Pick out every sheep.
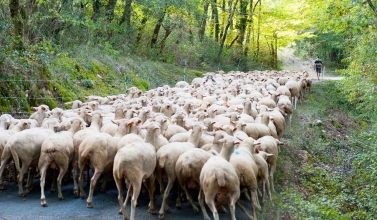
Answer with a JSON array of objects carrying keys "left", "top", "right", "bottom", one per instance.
[
  {"left": 143, "top": 122, "right": 169, "bottom": 151},
  {"left": 38, "top": 118, "right": 86, "bottom": 206},
  {"left": 41, "top": 118, "right": 61, "bottom": 132},
  {"left": 113, "top": 141, "right": 157, "bottom": 220},
  {"left": 277, "top": 94, "right": 293, "bottom": 128},
  {"left": 0, "top": 114, "right": 14, "bottom": 131},
  {"left": 29, "top": 104, "right": 50, "bottom": 126},
  {"left": 200, "top": 130, "right": 228, "bottom": 152},
  {"left": 71, "top": 110, "right": 104, "bottom": 197},
  {"left": 285, "top": 80, "right": 301, "bottom": 109},
  {"left": 156, "top": 123, "right": 205, "bottom": 219},
  {"left": 64, "top": 100, "right": 83, "bottom": 109},
  {"left": 254, "top": 135, "right": 283, "bottom": 192},
  {"left": 199, "top": 135, "right": 240, "bottom": 220},
  {"left": 0, "top": 128, "right": 54, "bottom": 195},
  {"left": 234, "top": 114, "right": 271, "bottom": 140},
  {"left": 175, "top": 148, "right": 216, "bottom": 214},
  {"left": 229, "top": 137, "right": 259, "bottom": 219},
  {"left": 77, "top": 118, "right": 131, "bottom": 207}
]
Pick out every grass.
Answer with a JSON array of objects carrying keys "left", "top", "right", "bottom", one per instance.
[{"left": 257, "top": 81, "right": 377, "bottom": 219}]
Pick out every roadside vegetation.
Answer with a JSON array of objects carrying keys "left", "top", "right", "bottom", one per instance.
[{"left": 259, "top": 81, "right": 377, "bottom": 219}]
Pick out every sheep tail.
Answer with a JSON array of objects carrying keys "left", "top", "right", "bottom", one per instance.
[
  {"left": 158, "top": 155, "right": 167, "bottom": 169},
  {"left": 10, "top": 142, "right": 21, "bottom": 174},
  {"left": 215, "top": 169, "right": 226, "bottom": 187}
]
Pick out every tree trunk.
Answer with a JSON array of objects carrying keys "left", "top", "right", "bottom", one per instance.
[
  {"left": 105, "top": 0, "right": 117, "bottom": 23},
  {"left": 9, "top": 0, "right": 24, "bottom": 49},
  {"left": 211, "top": 0, "right": 219, "bottom": 42},
  {"left": 92, "top": 0, "right": 101, "bottom": 22},
  {"left": 150, "top": 10, "right": 166, "bottom": 48},
  {"left": 198, "top": 0, "right": 210, "bottom": 42},
  {"left": 218, "top": 0, "right": 239, "bottom": 58},
  {"left": 159, "top": 27, "right": 173, "bottom": 54},
  {"left": 237, "top": 0, "right": 248, "bottom": 49},
  {"left": 366, "top": 0, "right": 377, "bottom": 18},
  {"left": 120, "top": 0, "right": 133, "bottom": 28},
  {"left": 255, "top": 0, "right": 261, "bottom": 58},
  {"left": 136, "top": 16, "right": 148, "bottom": 44}
]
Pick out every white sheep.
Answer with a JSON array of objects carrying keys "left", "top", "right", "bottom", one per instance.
[
  {"left": 38, "top": 118, "right": 86, "bottom": 206},
  {"left": 199, "top": 135, "right": 240, "bottom": 220}
]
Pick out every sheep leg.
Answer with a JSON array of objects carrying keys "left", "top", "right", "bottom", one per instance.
[
  {"left": 57, "top": 164, "right": 68, "bottom": 200},
  {"left": 130, "top": 180, "right": 142, "bottom": 220},
  {"left": 252, "top": 191, "right": 261, "bottom": 210},
  {"left": 250, "top": 191, "right": 257, "bottom": 220},
  {"left": 155, "top": 166, "right": 164, "bottom": 195},
  {"left": 236, "top": 200, "right": 253, "bottom": 220},
  {"left": 114, "top": 176, "right": 129, "bottom": 220},
  {"left": 0, "top": 154, "right": 12, "bottom": 189},
  {"left": 198, "top": 189, "right": 211, "bottom": 220},
  {"left": 205, "top": 194, "right": 219, "bottom": 220},
  {"left": 270, "top": 164, "right": 276, "bottom": 193},
  {"left": 51, "top": 169, "right": 57, "bottom": 192},
  {"left": 229, "top": 197, "right": 237, "bottom": 220},
  {"left": 100, "top": 172, "right": 110, "bottom": 192},
  {"left": 122, "top": 183, "right": 133, "bottom": 214},
  {"left": 158, "top": 176, "right": 176, "bottom": 219},
  {"left": 87, "top": 169, "right": 102, "bottom": 208},
  {"left": 265, "top": 177, "right": 271, "bottom": 201},
  {"left": 17, "top": 163, "right": 31, "bottom": 197},
  {"left": 176, "top": 185, "right": 183, "bottom": 209},
  {"left": 26, "top": 167, "right": 36, "bottom": 193},
  {"left": 39, "top": 159, "right": 49, "bottom": 207},
  {"left": 72, "top": 161, "right": 79, "bottom": 197},
  {"left": 78, "top": 162, "right": 87, "bottom": 198},
  {"left": 182, "top": 184, "right": 199, "bottom": 213},
  {"left": 145, "top": 174, "right": 156, "bottom": 214}
]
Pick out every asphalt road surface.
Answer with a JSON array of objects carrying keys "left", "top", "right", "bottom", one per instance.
[{"left": 0, "top": 176, "right": 252, "bottom": 220}]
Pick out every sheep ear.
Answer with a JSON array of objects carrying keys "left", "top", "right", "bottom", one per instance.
[
  {"left": 254, "top": 147, "right": 259, "bottom": 153},
  {"left": 218, "top": 138, "right": 225, "bottom": 143},
  {"left": 232, "top": 127, "right": 237, "bottom": 132},
  {"left": 277, "top": 140, "right": 284, "bottom": 145},
  {"left": 267, "top": 153, "right": 274, "bottom": 157},
  {"left": 111, "top": 120, "right": 119, "bottom": 125},
  {"left": 254, "top": 141, "right": 261, "bottom": 145},
  {"left": 31, "top": 106, "right": 37, "bottom": 111},
  {"left": 23, "top": 121, "right": 28, "bottom": 126},
  {"left": 234, "top": 140, "right": 241, "bottom": 145}
]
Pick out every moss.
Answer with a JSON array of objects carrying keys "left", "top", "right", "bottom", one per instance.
[
  {"left": 188, "top": 69, "right": 204, "bottom": 77},
  {"left": 54, "top": 83, "right": 77, "bottom": 102},
  {"left": 133, "top": 77, "right": 150, "bottom": 92}
]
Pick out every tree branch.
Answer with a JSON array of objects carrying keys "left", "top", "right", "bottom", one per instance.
[{"left": 366, "top": 0, "right": 377, "bottom": 17}]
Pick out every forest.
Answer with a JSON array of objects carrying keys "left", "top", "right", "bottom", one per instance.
[{"left": 1, "top": 0, "right": 377, "bottom": 219}]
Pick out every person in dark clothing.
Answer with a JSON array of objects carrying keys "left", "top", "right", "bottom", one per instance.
[{"left": 314, "top": 56, "right": 324, "bottom": 80}]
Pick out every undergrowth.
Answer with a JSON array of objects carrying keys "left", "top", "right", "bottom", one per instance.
[{"left": 258, "top": 81, "right": 377, "bottom": 220}]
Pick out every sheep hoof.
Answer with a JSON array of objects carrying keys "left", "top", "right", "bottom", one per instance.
[
  {"left": 193, "top": 207, "right": 199, "bottom": 213},
  {"left": 19, "top": 192, "right": 25, "bottom": 197},
  {"left": 148, "top": 208, "right": 156, "bottom": 214},
  {"left": 87, "top": 202, "right": 93, "bottom": 208},
  {"left": 176, "top": 204, "right": 181, "bottom": 209},
  {"left": 73, "top": 189, "right": 79, "bottom": 198},
  {"left": 0, "top": 185, "right": 4, "bottom": 190},
  {"left": 119, "top": 209, "right": 122, "bottom": 214},
  {"left": 158, "top": 213, "right": 165, "bottom": 219},
  {"left": 100, "top": 187, "right": 106, "bottom": 192},
  {"left": 59, "top": 195, "right": 65, "bottom": 200},
  {"left": 80, "top": 193, "right": 87, "bottom": 199},
  {"left": 51, "top": 187, "right": 56, "bottom": 192},
  {"left": 41, "top": 199, "right": 48, "bottom": 207}
]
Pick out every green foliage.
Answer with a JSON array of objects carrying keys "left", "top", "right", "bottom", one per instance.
[
  {"left": 81, "top": 79, "right": 94, "bottom": 88},
  {"left": 260, "top": 81, "right": 377, "bottom": 220}
]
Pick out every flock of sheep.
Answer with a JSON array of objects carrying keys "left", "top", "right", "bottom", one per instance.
[{"left": 0, "top": 70, "right": 312, "bottom": 220}]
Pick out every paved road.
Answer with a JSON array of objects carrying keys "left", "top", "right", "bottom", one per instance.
[{"left": 0, "top": 177, "right": 252, "bottom": 220}]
